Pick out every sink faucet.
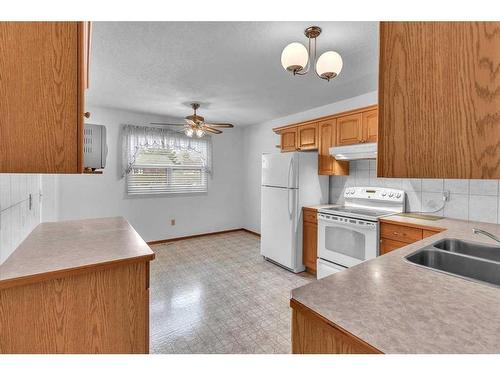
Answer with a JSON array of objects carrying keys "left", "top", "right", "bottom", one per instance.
[{"left": 473, "top": 228, "right": 500, "bottom": 244}]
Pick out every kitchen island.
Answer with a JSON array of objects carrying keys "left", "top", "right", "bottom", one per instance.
[
  {"left": 291, "top": 215, "right": 500, "bottom": 353},
  {"left": 0, "top": 217, "right": 154, "bottom": 354}
]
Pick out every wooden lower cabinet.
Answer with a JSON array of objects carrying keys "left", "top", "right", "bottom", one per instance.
[
  {"left": 302, "top": 208, "right": 318, "bottom": 273},
  {"left": 0, "top": 261, "right": 150, "bottom": 354},
  {"left": 379, "top": 220, "right": 444, "bottom": 255},
  {"left": 291, "top": 299, "right": 382, "bottom": 354}
]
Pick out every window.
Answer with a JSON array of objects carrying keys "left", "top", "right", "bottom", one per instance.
[{"left": 122, "top": 125, "right": 212, "bottom": 196}]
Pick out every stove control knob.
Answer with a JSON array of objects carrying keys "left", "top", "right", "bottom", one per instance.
[
  {"left": 396, "top": 193, "right": 401, "bottom": 198},
  {"left": 389, "top": 192, "right": 394, "bottom": 197},
  {"left": 381, "top": 191, "right": 387, "bottom": 197}
]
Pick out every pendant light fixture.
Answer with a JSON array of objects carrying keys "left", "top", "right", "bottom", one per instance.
[{"left": 281, "top": 26, "right": 343, "bottom": 82}]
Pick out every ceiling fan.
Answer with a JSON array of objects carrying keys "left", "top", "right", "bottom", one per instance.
[{"left": 151, "top": 103, "right": 234, "bottom": 138}]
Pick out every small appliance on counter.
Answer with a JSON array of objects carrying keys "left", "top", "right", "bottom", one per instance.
[
  {"left": 317, "top": 187, "right": 405, "bottom": 279},
  {"left": 83, "top": 123, "right": 108, "bottom": 172},
  {"left": 260, "top": 152, "right": 329, "bottom": 273}
]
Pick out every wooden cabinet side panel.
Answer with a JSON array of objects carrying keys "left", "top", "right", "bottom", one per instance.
[
  {"left": 379, "top": 22, "right": 500, "bottom": 179},
  {"left": 0, "top": 262, "right": 149, "bottom": 354},
  {"left": 291, "top": 301, "right": 381, "bottom": 354},
  {"left": 302, "top": 221, "right": 317, "bottom": 272},
  {"left": 0, "top": 22, "right": 81, "bottom": 173}
]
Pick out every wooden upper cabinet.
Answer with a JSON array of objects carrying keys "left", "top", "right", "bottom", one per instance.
[
  {"left": 280, "top": 127, "right": 298, "bottom": 152},
  {"left": 297, "top": 123, "right": 318, "bottom": 150},
  {"left": 378, "top": 22, "right": 500, "bottom": 179},
  {"left": 318, "top": 119, "right": 349, "bottom": 176},
  {"left": 336, "top": 113, "right": 363, "bottom": 145},
  {"left": 362, "top": 109, "right": 378, "bottom": 143},
  {"left": 0, "top": 22, "right": 90, "bottom": 173}
]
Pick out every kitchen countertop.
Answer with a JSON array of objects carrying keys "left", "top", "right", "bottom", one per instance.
[
  {"left": 291, "top": 214, "right": 500, "bottom": 353},
  {"left": 0, "top": 217, "right": 154, "bottom": 289},
  {"left": 303, "top": 204, "right": 339, "bottom": 211}
]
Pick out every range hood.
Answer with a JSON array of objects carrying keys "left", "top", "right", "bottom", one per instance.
[{"left": 329, "top": 142, "right": 377, "bottom": 161}]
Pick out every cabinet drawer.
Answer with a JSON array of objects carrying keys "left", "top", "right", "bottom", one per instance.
[
  {"left": 380, "top": 222, "right": 422, "bottom": 244},
  {"left": 380, "top": 238, "right": 408, "bottom": 255},
  {"left": 303, "top": 208, "right": 317, "bottom": 224}
]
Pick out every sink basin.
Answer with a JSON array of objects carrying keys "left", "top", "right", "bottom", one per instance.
[
  {"left": 405, "top": 248, "right": 500, "bottom": 287},
  {"left": 433, "top": 239, "right": 500, "bottom": 262}
]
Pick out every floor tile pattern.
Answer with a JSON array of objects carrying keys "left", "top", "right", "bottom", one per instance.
[{"left": 150, "top": 231, "right": 313, "bottom": 354}]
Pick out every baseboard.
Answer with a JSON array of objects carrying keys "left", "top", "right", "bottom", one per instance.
[
  {"left": 147, "top": 228, "right": 259, "bottom": 245},
  {"left": 240, "top": 228, "right": 261, "bottom": 237}
]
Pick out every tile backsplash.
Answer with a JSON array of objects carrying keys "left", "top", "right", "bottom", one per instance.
[
  {"left": 330, "top": 160, "right": 500, "bottom": 224},
  {"left": 0, "top": 174, "right": 41, "bottom": 264}
]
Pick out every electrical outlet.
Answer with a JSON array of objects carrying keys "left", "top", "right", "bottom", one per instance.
[
  {"left": 171, "top": 219, "right": 176, "bottom": 226},
  {"left": 443, "top": 190, "right": 450, "bottom": 202}
]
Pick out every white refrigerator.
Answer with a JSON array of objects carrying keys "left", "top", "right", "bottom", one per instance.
[{"left": 260, "top": 152, "right": 328, "bottom": 273}]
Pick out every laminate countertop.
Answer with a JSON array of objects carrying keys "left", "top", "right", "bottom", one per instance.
[
  {"left": 291, "top": 214, "right": 500, "bottom": 353},
  {"left": 0, "top": 217, "right": 154, "bottom": 289}
]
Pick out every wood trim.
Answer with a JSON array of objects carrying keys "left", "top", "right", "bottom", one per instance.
[
  {"left": 290, "top": 298, "right": 383, "bottom": 354},
  {"left": 272, "top": 104, "right": 378, "bottom": 133},
  {"left": 76, "top": 22, "right": 85, "bottom": 173},
  {"left": 241, "top": 228, "right": 261, "bottom": 237},
  {"left": 379, "top": 217, "right": 446, "bottom": 233},
  {"left": 147, "top": 228, "right": 256, "bottom": 245},
  {"left": 0, "top": 254, "right": 155, "bottom": 291}
]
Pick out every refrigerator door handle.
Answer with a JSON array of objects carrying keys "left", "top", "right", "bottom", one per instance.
[{"left": 287, "top": 158, "right": 293, "bottom": 218}]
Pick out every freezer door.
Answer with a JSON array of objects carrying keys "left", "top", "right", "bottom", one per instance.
[
  {"left": 260, "top": 186, "right": 298, "bottom": 270},
  {"left": 261, "top": 153, "right": 298, "bottom": 188}
]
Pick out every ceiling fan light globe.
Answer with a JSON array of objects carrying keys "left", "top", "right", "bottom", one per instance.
[
  {"left": 185, "top": 128, "right": 194, "bottom": 137},
  {"left": 316, "top": 51, "right": 343, "bottom": 81},
  {"left": 195, "top": 129, "right": 205, "bottom": 138},
  {"left": 281, "top": 42, "right": 308, "bottom": 73}
]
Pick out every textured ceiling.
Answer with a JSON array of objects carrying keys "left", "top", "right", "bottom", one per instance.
[{"left": 86, "top": 22, "right": 379, "bottom": 126}]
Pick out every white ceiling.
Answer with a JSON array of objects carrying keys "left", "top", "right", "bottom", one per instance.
[{"left": 87, "top": 22, "right": 379, "bottom": 126}]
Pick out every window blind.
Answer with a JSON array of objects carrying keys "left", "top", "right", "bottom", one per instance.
[{"left": 127, "top": 147, "right": 208, "bottom": 195}]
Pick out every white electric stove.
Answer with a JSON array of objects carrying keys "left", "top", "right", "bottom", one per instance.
[{"left": 316, "top": 187, "right": 405, "bottom": 279}]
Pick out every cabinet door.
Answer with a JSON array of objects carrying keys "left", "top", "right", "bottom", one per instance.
[
  {"left": 379, "top": 22, "right": 500, "bottom": 179},
  {"left": 318, "top": 119, "right": 349, "bottom": 176},
  {"left": 280, "top": 128, "right": 298, "bottom": 152},
  {"left": 298, "top": 123, "right": 318, "bottom": 150},
  {"left": 0, "top": 22, "right": 86, "bottom": 173},
  {"left": 318, "top": 120, "right": 335, "bottom": 174},
  {"left": 362, "top": 109, "right": 378, "bottom": 143},
  {"left": 303, "top": 221, "right": 318, "bottom": 272},
  {"left": 380, "top": 238, "right": 407, "bottom": 255},
  {"left": 336, "top": 113, "right": 363, "bottom": 146}
]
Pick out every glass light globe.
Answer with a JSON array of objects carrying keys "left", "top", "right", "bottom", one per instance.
[
  {"left": 195, "top": 129, "right": 205, "bottom": 138},
  {"left": 281, "top": 42, "right": 308, "bottom": 73},
  {"left": 316, "top": 51, "right": 343, "bottom": 81},
  {"left": 184, "top": 127, "right": 194, "bottom": 137}
]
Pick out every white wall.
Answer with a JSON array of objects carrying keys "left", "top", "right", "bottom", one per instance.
[
  {"left": 331, "top": 160, "right": 500, "bottom": 224},
  {"left": 56, "top": 106, "right": 244, "bottom": 242},
  {"left": 241, "top": 91, "right": 378, "bottom": 233},
  {"left": 0, "top": 174, "right": 57, "bottom": 264}
]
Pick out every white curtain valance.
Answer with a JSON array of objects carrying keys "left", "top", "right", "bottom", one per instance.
[{"left": 121, "top": 124, "right": 213, "bottom": 176}]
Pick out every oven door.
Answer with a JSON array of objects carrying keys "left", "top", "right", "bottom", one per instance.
[{"left": 318, "top": 213, "right": 378, "bottom": 267}]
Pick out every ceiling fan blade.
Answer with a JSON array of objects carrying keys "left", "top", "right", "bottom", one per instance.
[
  {"left": 150, "top": 122, "right": 185, "bottom": 126},
  {"left": 203, "top": 127, "right": 222, "bottom": 134},
  {"left": 205, "top": 123, "right": 234, "bottom": 128}
]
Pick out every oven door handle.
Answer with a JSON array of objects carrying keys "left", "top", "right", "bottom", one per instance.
[{"left": 319, "top": 218, "right": 377, "bottom": 231}]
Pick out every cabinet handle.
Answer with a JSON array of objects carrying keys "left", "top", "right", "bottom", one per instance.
[{"left": 84, "top": 112, "right": 91, "bottom": 119}]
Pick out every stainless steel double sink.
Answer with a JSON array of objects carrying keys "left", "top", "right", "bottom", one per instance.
[{"left": 405, "top": 239, "right": 500, "bottom": 287}]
